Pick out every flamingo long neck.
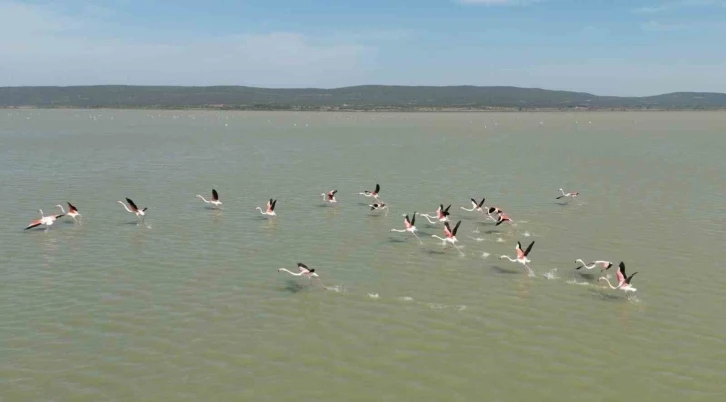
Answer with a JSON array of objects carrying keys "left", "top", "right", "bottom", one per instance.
[
  {"left": 576, "top": 259, "right": 595, "bottom": 269},
  {"left": 599, "top": 277, "right": 619, "bottom": 289},
  {"left": 57, "top": 205, "right": 66, "bottom": 214},
  {"left": 39, "top": 209, "right": 45, "bottom": 218},
  {"left": 280, "top": 268, "right": 302, "bottom": 276},
  {"left": 560, "top": 189, "right": 567, "bottom": 195},
  {"left": 501, "top": 256, "right": 516, "bottom": 262},
  {"left": 432, "top": 235, "right": 446, "bottom": 241},
  {"left": 197, "top": 195, "right": 209, "bottom": 203},
  {"left": 119, "top": 203, "right": 134, "bottom": 213}
]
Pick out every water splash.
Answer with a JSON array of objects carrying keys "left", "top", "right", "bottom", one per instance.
[
  {"left": 543, "top": 268, "right": 558, "bottom": 280},
  {"left": 496, "top": 237, "right": 505, "bottom": 243},
  {"left": 368, "top": 293, "right": 380, "bottom": 299},
  {"left": 481, "top": 252, "right": 490, "bottom": 258}
]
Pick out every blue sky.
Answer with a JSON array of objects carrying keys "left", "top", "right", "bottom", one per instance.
[{"left": 1, "top": 0, "right": 725, "bottom": 95}]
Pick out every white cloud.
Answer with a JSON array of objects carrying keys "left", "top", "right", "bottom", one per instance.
[{"left": 0, "top": 0, "right": 379, "bottom": 87}]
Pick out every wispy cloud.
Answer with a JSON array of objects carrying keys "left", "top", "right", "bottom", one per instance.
[
  {"left": 0, "top": 0, "right": 383, "bottom": 87},
  {"left": 633, "top": 0, "right": 726, "bottom": 13}
]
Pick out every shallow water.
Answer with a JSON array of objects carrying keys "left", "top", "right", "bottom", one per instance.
[{"left": 1, "top": 110, "right": 725, "bottom": 401}]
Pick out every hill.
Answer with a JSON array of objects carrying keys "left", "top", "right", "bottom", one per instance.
[{"left": 1, "top": 85, "right": 725, "bottom": 110}]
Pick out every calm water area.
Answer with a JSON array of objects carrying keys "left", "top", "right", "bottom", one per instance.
[{"left": 1, "top": 109, "right": 725, "bottom": 401}]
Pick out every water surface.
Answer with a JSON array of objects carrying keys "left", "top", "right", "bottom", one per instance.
[{"left": 1, "top": 110, "right": 725, "bottom": 401}]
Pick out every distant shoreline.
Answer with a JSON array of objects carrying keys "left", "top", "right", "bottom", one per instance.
[
  {"left": 3, "top": 85, "right": 726, "bottom": 111},
  {"left": 3, "top": 105, "right": 725, "bottom": 112}
]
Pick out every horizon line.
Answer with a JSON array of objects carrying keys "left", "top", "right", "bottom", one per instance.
[{"left": 2, "top": 84, "right": 726, "bottom": 99}]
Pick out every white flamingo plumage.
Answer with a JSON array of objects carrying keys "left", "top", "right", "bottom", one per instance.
[
  {"left": 431, "top": 220, "right": 464, "bottom": 255},
  {"left": 24, "top": 209, "right": 65, "bottom": 231},
  {"left": 500, "top": 241, "right": 535, "bottom": 275},
  {"left": 117, "top": 198, "right": 147, "bottom": 224},
  {"left": 461, "top": 197, "right": 486, "bottom": 213},
  {"left": 322, "top": 189, "right": 338, "bottom": 204},
  {"left": 278, "top": 263, "right": 323, "bottom": 287},
  {"left": 256, "top": 199, "right": 277, "bottom": 216},
  {"left": 390, "top": 212, "right": 422, "bottom": 244},
  {"left": 197, "top": 189, "right": 222, "bottom": 208},
  {"left": 358, "top": 183, "right": 380, "bottom": 199},
  {"left": 421, "top": 204, "right": 451, "bottom": 224},
  {"left": 56, "top": 202, "right": 82, "bottom": 223},
  {"left": 575, "top": 259, "right": 612, "bottom": 271},
  {"left": 557, "top": 188, "right": 579, "bottom": 200},
  {"left": 599, "top": 262, "right": 638, "bottom": 297}
]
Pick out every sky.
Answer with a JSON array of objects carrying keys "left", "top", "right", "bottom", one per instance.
[{"left": 1, "top": 0, "right": 725, "bottom": 96}]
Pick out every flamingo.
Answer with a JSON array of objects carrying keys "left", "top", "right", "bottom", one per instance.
[
  {"left": 487, "top": 206, "right": 504, "bottom": 222},
  {"left": 599, "top": 262, "right": 638, "bottom": 297},
  {"left": 278, "top": 263, "right": 323, "bottom": 287},
  {"left": 24, "top": 209, "right": 65, "bottom": 231},
  {"left": 56, "top": 202, "right": 82, "bottom": 223},
  {"left": 358, "top": 183, "right": 380, "bottom": 199},
  {"left": 461, "top": 197, "right": 486, "bottom": 213},
  {"left": 495, "top": 212, "right": 513, "bottom": 226},
  {"left": 431, "top": 220, "right": 464, "bottom": 255},
  {"left": 390, "top": 212, "right": 422, "bottom": 244},
  {"left": 322, "top": 189, "right": 337, "bottom": 204},
  {"left": 256, "top": 199, "right": 277, "bottom": 216},
  {"left": 369, "top": 202, "right": 389, "bottom": 215},
  {"left": 116, "top": 198, "right": 147, "bottom": 223},
  {"left": 557, "top": 188, "right": 579, "bottom": 200},
  {"left": 575, "top": 259, "right": 613, "bottom": 271},
  {"left": 196, "top": 189, "right": 222, "bottom": 208},
  {"left": 500, "top": 241, "right": 535, "bottom": 275},
  {"left": 421, "top": 204, "right": 451, "bottom": 224}
]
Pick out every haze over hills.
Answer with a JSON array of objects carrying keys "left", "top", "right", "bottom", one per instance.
[{"left": 1, "top": 85, "right": 725, "bottom": 110}]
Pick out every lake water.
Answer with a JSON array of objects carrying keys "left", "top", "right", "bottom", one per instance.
[{"left": 1, "top": 109, "right": 725, "bottom": 401}]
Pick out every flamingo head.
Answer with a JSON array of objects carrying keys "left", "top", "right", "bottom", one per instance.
[
  {"left": 116, "top": 200, "right": 124, "bottom": 204},
  {"left": 55, "top": 204, "right": 63, "bottom": 209}
]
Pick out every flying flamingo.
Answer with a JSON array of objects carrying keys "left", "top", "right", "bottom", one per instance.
[
  {"left": 487, "top": 206, "right": 504, "bottom": 222},
  {"left": 278, "top": 263, "right": 323, "bottom": 287},
  {"left": 369, "top": 202, "right": 389, "bottom": 215},
  {"left": 56, "top": 202, "right": 82, "bottom": 223},
  {"left": 390, "top": 212, "right": 422, "bottom": 244},
  {"left": 24, "top": 209, "right": 65, "bottom": 231},
  {"left": 500, "top": 241, "right": 535, "bottom": 275},
  {"left": 421, "top": 204, "right": 451, "bottom": 224},
  {"left": 575, "top": 259, "right": 613, "bottom": 271},
  {"left": 196, "top": 189, "right": 222, "bottom": 208},
  {"left": 557, "top": 188, "right": 579, "bottom": 200},
  {"left": 322, "top": 189, "right": 338, "bottom": 204},
  {"left": 431, "top": 220, "right": 464, "bottom": 255},
  {"left": 116, "top": 198, "right": 147, "bottom": 224},
  {"left": 599, "top": 262, "right": 638, "bottom": 297},
  {"left": 358, "top": 183, "right": 380, "bottom": 199},
  {"left": 495, "top": 212, "right": 513, "bottom": 226},
  {"left": 256, "top": 199, "right": 277, "bottom": 216},
  {"left": 461, "top": 197, "right": 486, "bottom": 213}
]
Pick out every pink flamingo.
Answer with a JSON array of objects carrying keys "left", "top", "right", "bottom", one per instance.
[
  {"left": 431, "top": 220, "right": 464, "bottom": 255},
  {"left": 575, "top": 259, "right": 612, "bottom": 271},
  {"left": 256, "top": 199, "right": 277, "bottom": 216},
  {"left": 278, "top": 263, "right": 323, "bottom": 287},
  {"left": 599, "top": 262, "right": 638, "bottom": 297},
  {"left": 390, "top": 212, "right": 422, "bottom": 244},
  {"left": 321, "top": 189, "right": 338, "bottom": 204},
  {"left": 557, "top": 188, "right": 579, "bottom": 200},
  {"left": 421, "top": 204, "right": 451, "bottom": 224},
  {"left": 25, "top": 209, "right": 65, "bottom": 231},
  {"left": 500, "top": 241, "right": 535, "bottom": 275},
  {"left": 56, "top": 202, "right": 82, "bottom": 223}
]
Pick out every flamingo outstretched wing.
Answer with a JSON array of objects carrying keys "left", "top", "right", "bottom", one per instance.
[
  {"left": 515, "top": 242, "right": 524, "bottom": 259},
  {"left": 523, "top": 241, "right": 535, "bottom": 257},
  {"left": 125, "top": 198, "right": 139, "bottom": 212},
  {"left": 212, "top": 189, "right": 219, "bottom": 201}
]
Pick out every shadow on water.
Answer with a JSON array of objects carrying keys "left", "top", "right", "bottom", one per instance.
[
  {"left": 387, "top": 237, "right": 407, "bottom": 243},
  {"left": 554, "top": 202, "right": 569, "bottom": 206},
  {"left": 491, "top": 265, "right": 521, "bottom": 275},
  {"left": 484, "top": 230, "right": 501, "bottom": 234},
  {"left": 279, "top": 280, "right": 312, "bottom": 294},
  {"left": 425, "top": 249, "right": 446, "bottom": 255}
]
